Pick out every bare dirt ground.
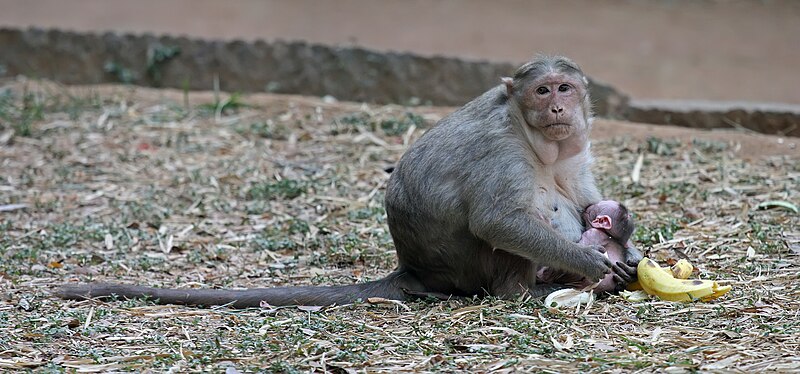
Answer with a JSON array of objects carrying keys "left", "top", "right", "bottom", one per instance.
[
  {"left": 1, "top": 0, "right": 799, "bottom": 105},
  {"left": 0, "top": 80, "right": 798, "bottom": 372}
]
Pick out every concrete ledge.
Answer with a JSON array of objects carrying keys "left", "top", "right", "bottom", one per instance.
[
  {"left": 1, "top": 27, "right": 797, "bottom": 136},
  {"left": 626, "top": 100, "right": 800, "bottom": 137},
  {"left": 0, "top": 27, "right": 628, "bottom": 117}
]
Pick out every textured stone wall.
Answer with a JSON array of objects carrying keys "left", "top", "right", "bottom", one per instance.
[
  {"left": 1, "top": 28, "right": 797, "bottom": 136},
  {"left": 0, "top": 28, "right": 627, "bottom": 116}
]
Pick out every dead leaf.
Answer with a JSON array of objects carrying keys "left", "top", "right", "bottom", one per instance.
[
  {"left": 65, "top": 318, "right": 81, "bottom": 329},
  {"left": 701, "top": 355, "right": 741, "bottom": 370},
  {"left": 225, "top": 367, "right": 243, "bottom": 374},
  {"left": 104, "top": 233, "right": 114, "bottom": 250},
  {"left": 367, "top": 297, "right": 411, "bottom": 311},
  {"left": 0, "top": 204, "right": 28, "bottom": 212},
  {"left": 297, "top": 305, "right": 323, "bottom": 312},
  {"left": 593, "top": 342, "right": 617, "bottom": 352},
  {"left": 756, "top": 200, "right": 798, "bottom": 213},
  {"left": 551, "top": 335, "right": 574, "bottom": 351}
]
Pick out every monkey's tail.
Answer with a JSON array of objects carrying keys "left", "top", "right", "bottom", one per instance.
[{"left": 55, "top": 269, "right": 424, "bottom": 308}]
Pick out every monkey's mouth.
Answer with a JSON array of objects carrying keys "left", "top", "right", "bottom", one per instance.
[{"left": 541, "top": 123, "right": 573, "bottom": 140}]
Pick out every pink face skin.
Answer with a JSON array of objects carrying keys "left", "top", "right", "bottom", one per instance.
[
  {"left": 505, "top": 71, "right": 591, "bottom": 166},
  {"left": 520, "top": 73, "right": 588, "bottom": 141}
]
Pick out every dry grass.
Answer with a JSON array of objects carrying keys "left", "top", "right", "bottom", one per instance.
[{"left": 0, "top": 78, "right": 798, "bottom": 373}]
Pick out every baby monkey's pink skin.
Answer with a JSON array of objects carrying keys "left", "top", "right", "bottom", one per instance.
[
  {"left": 579, "top": 223, "right": 626, "bottom": 292},
  {"left": 538, "top": 200, "right": 635, "bottom": 293}
]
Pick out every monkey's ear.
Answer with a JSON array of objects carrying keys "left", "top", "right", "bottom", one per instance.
[
  {"left": 582, "top": 76, "right": 589, "bottom": 86},
  {"left": 590, "top": 215, "right": 613, "bottom": 230},
  {"left": 501, "top": 77, "right": 514, "bottom": 94}
]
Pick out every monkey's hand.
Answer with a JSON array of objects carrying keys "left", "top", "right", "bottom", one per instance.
[
  {"left": 570, "top": 244, "right": 613, "bottom": 283},
  {"left": 624, "top": 241, "right": 644, "bottom": 265},
  {"left": 612, "top": 242, "right": 643, "bottom": 291},
  {"left": 612, "top": 261, "right": 637, "bottom": 291}
]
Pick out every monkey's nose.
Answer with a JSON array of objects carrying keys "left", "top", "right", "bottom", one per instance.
[{"left": 551, "top": 106, "right": 564, "bottom": 114}]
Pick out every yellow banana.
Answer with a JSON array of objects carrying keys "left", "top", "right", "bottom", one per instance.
[
  {"left": 636, "top": 258, "right": 732, "bottom": 302},
  {"left": 670, "top": 259, "right": 693, "bottom": 279},
  {"left": 701, "top": 285, "right": 732, "bottom": 302},
  {"left": 625, "top": 259, "right": 691, "bottom": 291}
]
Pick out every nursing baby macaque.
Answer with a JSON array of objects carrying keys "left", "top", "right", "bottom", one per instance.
[{"left": 538, "top": 200, "right": 639, "bottom": 293}]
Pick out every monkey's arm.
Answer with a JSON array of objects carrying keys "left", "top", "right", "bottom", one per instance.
[{"left": 468, "top": 201, "right": 612, "bottom": 282}]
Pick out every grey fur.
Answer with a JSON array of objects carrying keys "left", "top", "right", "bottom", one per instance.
[{"left": 386, "top": 56, "right": 609, "bottom": 299}]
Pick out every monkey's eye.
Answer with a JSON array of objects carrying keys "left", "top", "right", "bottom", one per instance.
[
  {"left": 558, "top": 84, "right": 571, "bottom": 92},
  {"left": 536, "top": 86, "right": 549, "bottom": 95}
]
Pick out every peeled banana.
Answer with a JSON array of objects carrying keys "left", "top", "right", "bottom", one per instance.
[{"left": 634, "top": 257, "right": 731, "bottom": 302}]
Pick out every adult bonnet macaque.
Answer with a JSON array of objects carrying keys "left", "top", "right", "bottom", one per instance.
[{"left": 57, "top": 55, "right": 642, "bottom": 308}]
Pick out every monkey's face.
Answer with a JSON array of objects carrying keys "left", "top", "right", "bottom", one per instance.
[{"left": 520, "top": 73, "right": 589, "bottom": 141}]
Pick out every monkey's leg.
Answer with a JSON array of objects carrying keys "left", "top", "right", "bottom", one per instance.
[{"left": 490, "top": 263, "right": 569, "bottom": 300}]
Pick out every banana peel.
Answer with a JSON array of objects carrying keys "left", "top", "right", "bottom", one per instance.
[
  {"left": 544, "top": 288, "right": 595, "bottom": 308},
  {"left": 630, "top": 258, "right": 731, "bottom": 302}
]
